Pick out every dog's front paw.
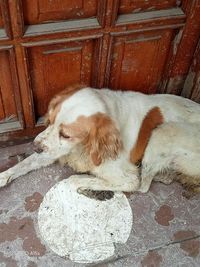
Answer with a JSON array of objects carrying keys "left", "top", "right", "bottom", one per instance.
[
  {"left": 77, "top": 188, "right": 114, "bottom": 201},
  {"left": 138, "top": 186, "right": 149, "bottom": 193},
  {"left": 0, "top": 173, "right": 12, "bottom": 188}
]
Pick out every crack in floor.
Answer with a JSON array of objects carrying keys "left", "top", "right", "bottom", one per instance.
[{"left": 89, "top": 234, "right": 200, "bottom": 266}]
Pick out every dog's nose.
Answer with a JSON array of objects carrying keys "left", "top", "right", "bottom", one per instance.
[{"left": 33, "top": 142, "right": 44, "bottom": 154}]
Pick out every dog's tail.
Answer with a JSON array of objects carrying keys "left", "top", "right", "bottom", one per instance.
[{"left": 130, "top": 107, "right": 164, "bottom": 165}]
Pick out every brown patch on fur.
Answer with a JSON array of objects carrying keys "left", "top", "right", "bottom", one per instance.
[
  {"left": 130, "top": 107, "right": 164, "bottom": 164},
  {"left": 45, "top": 83, "right": 86, "bottom": 125},
  {"left": 60, "top": 112, "right": 123, "bottom": 166},
  {"left": 59, "top": 115, "right": 89, "bottom": 141}
]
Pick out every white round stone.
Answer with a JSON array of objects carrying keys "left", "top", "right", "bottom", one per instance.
[{"left": 38, "top": 175, "right": 133, "bottom": 264}]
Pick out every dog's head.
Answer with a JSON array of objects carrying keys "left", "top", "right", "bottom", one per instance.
[{"left": 34, "top": 85, "right": 122, "bottom": 166}]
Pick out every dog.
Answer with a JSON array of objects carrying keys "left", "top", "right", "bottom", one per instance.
[
  {"left": 0, "top": 84, "right": 199, "bottom": 195},
  {"left": 133, "top": 108, "right": 200, "bottom": 195}
]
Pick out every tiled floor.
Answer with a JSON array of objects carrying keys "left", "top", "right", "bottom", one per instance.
[{"left": 0, "top": 143, "right": 199, "bottom": 267}]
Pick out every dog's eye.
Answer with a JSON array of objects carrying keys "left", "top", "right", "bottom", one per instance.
[{"left": 59, "top": 131, "right": 70, "bottom": 139}]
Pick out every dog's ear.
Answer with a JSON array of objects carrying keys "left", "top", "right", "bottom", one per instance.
[{"left": 83, "top": 113, "right": 123, "bottom": 166}]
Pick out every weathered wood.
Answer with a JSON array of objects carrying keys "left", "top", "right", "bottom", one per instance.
[
  {"left": 0, "top": 5, "right": 3, "bottom": 27},
  {"left": 0, "top": 47, "right": 22, "bottom": 133},
  {"left": 0, "top": 0, "right": 199, "bottom": 142},
  {"left": 182, "top": 40, "right": 200, "bottom": 103},
  {"left": 119, "top": 0, "right": 180, "bottom": 14},
  {"left": 1, "top": 0, "right": 12, "bottom": 38},
  {"left": 117, "top": 8, "right": 185, "bottom": 25},
  {"left": 8, "top": 0, "right": 24, "bottom": 37},
  {"left": 24, "top": 18, "right": 100, "bottom": 37},
  {"left": 164, "top": 0, "right": 200, "bottom": 95},
  {"left": 26, "top": 39, "right": 96, "bottom": 121},
  {"left": 14, "top": 45, "right": 35, "bottom": 128},
  {"left": 23, "top": 0, "right": 97, "bottom": 25},
  {"left": 108, "top": 30, "right": 175, "bottom": 93}
]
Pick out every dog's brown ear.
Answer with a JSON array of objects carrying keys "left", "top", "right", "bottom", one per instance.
[{"left": 83, "top": 113, "right": 123, "bottom": 166}]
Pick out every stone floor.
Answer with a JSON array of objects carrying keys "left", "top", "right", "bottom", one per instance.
[{"left": 0, "top": 143, "right": 199, "bottom": 267}]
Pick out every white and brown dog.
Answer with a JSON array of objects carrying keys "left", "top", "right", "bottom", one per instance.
[{"left": 0, "top": 85, "right": 199, "bottom": 195}]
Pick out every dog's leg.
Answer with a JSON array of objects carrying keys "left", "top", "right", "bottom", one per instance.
[
  {"left": 73, "top": 174, "right": 139, "bottom": 193},
  {"left": 138, "top": 176, "right": 154, "bottom": 193},
  {"left": 0, "top": 152, "right": 55, "bottom": 188},
  {"left": 139, "top": 167, "right": 175, "bottom": 193},
  {"left": 83, "top": 157, "right": 140, "bottom": 193},
  {"left": 139, "top": 164, "right": 179, "bottom": 193},
  {"left": 138, "top": 165, "right": 155, "bottom": 193}
]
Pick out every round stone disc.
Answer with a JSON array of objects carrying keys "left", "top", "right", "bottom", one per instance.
[{"left": 38, "top": 175, "right": 133, "bottom": 264}]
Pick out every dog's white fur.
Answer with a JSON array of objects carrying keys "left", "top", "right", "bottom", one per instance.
[
  {"left": 0, "top": 87, "right": 200, "bottom": 192},
  {"left": 139, "top": 122, "right": 200, "bottom": 193}
]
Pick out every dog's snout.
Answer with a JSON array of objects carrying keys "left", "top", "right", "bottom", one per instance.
[{"left": 33, "top": 142, "right": 44, "bottom": 154}]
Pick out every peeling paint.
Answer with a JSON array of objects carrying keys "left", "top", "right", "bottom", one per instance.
[
  {"left": 182, "top": 70, "right": 196, "bottom": 98},
  {"left": 166, "top": 75, "right": 185, "bottom": 95},
  {"left": 173, "top": 29, "right": 183, "bottom": 55}
]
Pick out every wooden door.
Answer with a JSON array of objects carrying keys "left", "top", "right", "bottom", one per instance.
[{"left": 0, "top": 0, "right": 200, "bottom": 142}]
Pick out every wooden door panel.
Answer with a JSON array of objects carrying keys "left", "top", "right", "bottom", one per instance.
[
  {"left": 0, "top": 50, "right": 17, "bottom": 120},
  {"left": 0, "top": 49, "right": 21, "bottom": 133},
  {"left": 182, "top": 40, "right": 200, "bottom": 103},
  {"left": 23, "top": 0, "right": 97, "bottom": 25},
  {"left": 0, "top": 0, "right": 199, "bottom": 141},
  {"left": 109, "top": 30, "right": 173, "bottom": 93},
  {"left": 27, "top": 40, "right": 95, "bottom": 122},
  {"left": 119, "top": 0, "right": 181, "bottom": 14},
  {"left": 0, "top": 6, "right": 3, "bottom": 27},
  {"left": 0, "top": 1, "right": 11, "bottom": 39}
]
